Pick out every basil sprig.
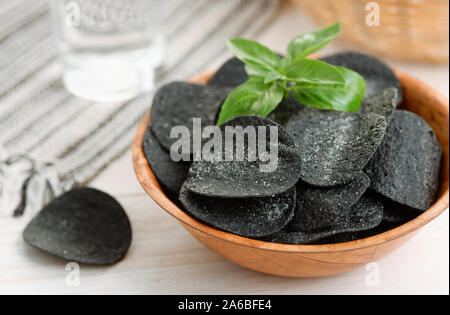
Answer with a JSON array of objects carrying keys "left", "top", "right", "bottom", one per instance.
[{"left": 217, "top": 22, "right": 366, "bottom": 125}]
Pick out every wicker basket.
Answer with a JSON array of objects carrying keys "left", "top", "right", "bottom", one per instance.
[{"left": 291, "top": 0, "right": 449, "bottom": 64}]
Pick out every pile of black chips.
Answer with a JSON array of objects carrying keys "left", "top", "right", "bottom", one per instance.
[{"left": 145, "top": 51, "right": 443, "bottom": 245}]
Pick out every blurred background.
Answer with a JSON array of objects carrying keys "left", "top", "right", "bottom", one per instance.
[
  {"left": 273, "top": 0, "right": 449, "bottom": 97},
  {"left": 0, "top": 0, "right": 449, "bottom": 216},
  {"left": 292, "top": 0, "right": 449, "bottom": 64},
  {"left": 0, "top": 0, "right": 448, "bottom": 221}
]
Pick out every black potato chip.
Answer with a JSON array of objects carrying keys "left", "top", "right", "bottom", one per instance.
[
  {"left": 287, "top": 172, "right": 370, "bottom": 232},
  {"left": 360, "top": 88, "right": 398, "bottom": 122},
  {"left": 382, "top": 201, "right": 422, "bottom": 224},
  {"left": 209, "top": 57, "right": 248, "bottom": 88},
  {"left": 185, "top": 115, "right": 302, "bottom": 198},
  {"left": 321, "top": 51, "right": 403, "bottom": 104},
  {"left": 371, "top": 192, "right": 423, "bottom": 224},
  {"left": 286, "top": 111, "right": 387, "bottom": 186},
  {"left": 311, "top": 232, "right": 361, "bottom": 245},
  {"left": 23, "top": 188, "right": 132, "bottom": 265},
  {"left": 314, "top": 221, "right": 400, "bottom": 244},
  {"left": 267, "top": 93, "right": 305, "bottom": 126},
  {"left": 179, "top": 185, "right": 296, "bottom": 238},
  {"left": 143, "top": 128, "right": 190, "bottom": 198},
  {"left": 356, "top": 221, "right": 405, "bottom": 240},
  {"left": 151, "top": 82, "right": 231, "bottom": 151},
  {"left": 262, "top": 194, "right": 383, "bottom": 245},
  {"left": 364, "top": 110, "right": 442, "bottom": 211},
  {"left": 209, "top": 54, "right": 284, "bottom": 88}
]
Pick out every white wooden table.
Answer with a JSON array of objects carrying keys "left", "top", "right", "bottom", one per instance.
[{"left": 1, "top": 3, "right": 448, "bottom": 295}]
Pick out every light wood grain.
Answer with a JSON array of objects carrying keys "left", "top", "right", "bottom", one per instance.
[
  {"left": 0, "top": 194, "right": 447, "bottom": 294},
  {"left": 132, "top": 68, "right": 449, "bottom": 278}
]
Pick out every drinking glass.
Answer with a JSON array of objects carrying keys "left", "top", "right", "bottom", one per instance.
[{"left": 51, "top": 0, "right": 166, "bottom": 102}]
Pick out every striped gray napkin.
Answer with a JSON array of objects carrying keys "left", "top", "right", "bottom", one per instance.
[{"left": 0, "top": 0, "right": 279, "bottom": 217}]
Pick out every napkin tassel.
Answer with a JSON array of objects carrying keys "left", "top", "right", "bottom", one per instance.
[{"left": 0, "top": 146, "right": 66, "bottom": 217}]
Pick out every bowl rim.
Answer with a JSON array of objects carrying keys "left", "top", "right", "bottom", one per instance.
[{"left": 132, "top": 68, "right": 449, "bottom": 254}]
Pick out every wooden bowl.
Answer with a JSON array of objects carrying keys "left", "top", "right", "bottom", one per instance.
[{"left": 132, "top": 69, "right": 449, "bottom": 278}]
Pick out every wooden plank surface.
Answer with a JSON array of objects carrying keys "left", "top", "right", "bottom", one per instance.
[
  {"left": 0, "top": 1, "right": 448, "bottom": 295},
  {"left": 0, "top": 193, "right": 448, "bottom": 295}
]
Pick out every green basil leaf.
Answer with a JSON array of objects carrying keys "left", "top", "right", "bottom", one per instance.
[
  {"left": 227, "top": 38, "right": 281, "bottom": 76},
  {"left": 264, "top": 71, "right": 284, "bottom": 84},
  {"left": 292, "top": 66, "right": 366, "bottom": 112},
  {"left": 244, "top": 59, "right": 279, "bottom": 78},
  {"left": 217, "top": 77, "right": 285, "bottom": 125},
  {"left": 243, "top": 62, "right": 282, "bottom": 84},
  {"left": 286, "top": 22, "right": 341, "bottom": 65},
  {"left": 286, "top": 59, "right": 345, "bottom": 84}
]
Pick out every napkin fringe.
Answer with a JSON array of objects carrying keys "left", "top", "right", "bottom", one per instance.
[{"left": 0, "top": 146, "right": 67, "bottom": 217}]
